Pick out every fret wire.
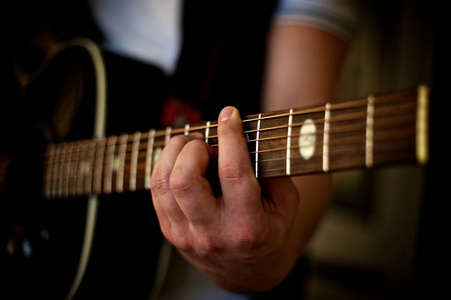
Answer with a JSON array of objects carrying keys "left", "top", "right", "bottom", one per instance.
[
  {"left": 131, "top": 148, "right": 414, "bottom": 180},
  {"left": 40, "top": 101, "right": 417, "bottom": 164},
  {"left": 130, "top": 132, "right": 141, "bottom": 191},
  {"left": 366, "top": 96, "right": 375, "bottom": 167},
  {"left": 250, "top": 130, "right": 414, "bottom": 157},
  {"left": 56, "top": 144, "right": 65, "bottom": 198},
  {"left": 286, "top": 109, "right": 293, "bottom": 175},
  {"left": 44, "top": 145, "right": 55, "bottom": 199},
  {"left": 64, "top": 142, "right": 74, "bottom": 198},
  {"left": 39, "top": 93, "right": 418, "bottom": 162},
  {"left": 243, "top": 92, "right": 415, "bottom": 124},
  {"left": 59, "top": 143, "right": 70, "bottom": 198},
  {"left": 184, "top": 124, "right": 190, "bottom": 136},
  {"left": 145, "top": 129, "right": 155, "bottom": 190},
  {"left": 47, "top": 114, "right": 415, "bottom": 172},
  {"left": 251, "top": 139, "right": 414, "bottom": 167},
  {"left": 57, "top": 144, "right": 68, "bottom": 198},
  {"left": 76, "top": 141, "right": 87, "bottom": 196},
  {"left": 70, "top": 141, "right": 81, "bottom": 197},
  {"left": 104, "top": 136, "right": 117, "bottom": 194},
  {"left": 93, "top": 138, "right": 106, "bottom": 195},
  {"left": 208, "top": 120, "right": 415, "bottom": 150},
  {"left": 130, "top": 105, "right": 356, "bottom": 142},
  {"left": 255, "top": 114, "right": 261, "bottom": 177},
  {"left": 110, "top": 92, "right": 413, "bottom": 142},
  {"left": 33, "top": 90, "right": 422, "bottom": 198},
  {"left": 416, "top": 85, "right": 429, "bottom": 164},
  {"left": 43, "top": 124, "right": 416, "bottom": 199},
  {"left": 67, "top": 111, "right": 410, "bottom": 160},
  {"left": 165, "top": 126, "right": 172, "bottom": 145},
  {"left": 84, "top": 140, "right": 97, "bottom": 196},
  {"left": 323, "top": 103, "right": 331, "bottom": 172},
  {"left": 129, "top": 133, "right": 415, "bottom": 172},
  {"left": 116, "top": 134, "right": 128, "bottom": 193},
  {"left": 205, "top": 121, "right": 211, "bottom": 143},
  {"left": 239, "top": 103, "right": 415, "bottom": 138}
]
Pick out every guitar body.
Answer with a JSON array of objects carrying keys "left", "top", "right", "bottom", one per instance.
[{"left": 1, "top": 43, "right": 165, "bottom": 299}]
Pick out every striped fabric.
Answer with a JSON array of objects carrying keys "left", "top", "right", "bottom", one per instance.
[{"left": 274, "top": 0, "right": 359, "bottom": 40}]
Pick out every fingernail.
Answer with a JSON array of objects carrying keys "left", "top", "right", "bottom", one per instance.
[{"left": 220, "top": 106, "right": 234, "bottom": 122}]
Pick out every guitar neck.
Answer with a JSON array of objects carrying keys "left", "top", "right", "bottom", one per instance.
[{"left": 43, "top": 86, "right": 429, "bottom": 199}]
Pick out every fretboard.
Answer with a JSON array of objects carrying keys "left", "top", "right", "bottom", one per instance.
[{"left": 42, "top": 86, "right": 429, "bottom": 199}]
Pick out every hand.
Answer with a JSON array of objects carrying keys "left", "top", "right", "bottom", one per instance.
[{"left": 150, "top": 106, "right": 300, "bottom": 293}]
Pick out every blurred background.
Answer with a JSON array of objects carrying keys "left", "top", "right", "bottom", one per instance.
[{"left": 304, "top": 1, "right": 444, "bottom": 299}]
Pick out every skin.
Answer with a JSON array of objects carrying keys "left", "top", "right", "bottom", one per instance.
[{"left": 151, "top": 23, "right": 348, "bottom": 294}]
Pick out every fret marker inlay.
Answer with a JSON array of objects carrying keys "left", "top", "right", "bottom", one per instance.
[
  {"left": 36, "top": 87, "right": 427, "bottom": 200},
  {"left": 299, "top": 119, "right": 316, "bottom": 160}
]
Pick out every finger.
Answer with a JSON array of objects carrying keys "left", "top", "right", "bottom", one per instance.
[
  {"left": 217, "top": 107, "right": 262, "bottom": 215},
  {"left": 151, "top": 135, "right": 198, "bottom": 226},
  {"left": 170, "top": 139, "right": 219, "bottom": 226}
]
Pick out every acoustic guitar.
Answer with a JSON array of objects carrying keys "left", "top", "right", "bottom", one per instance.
[{"left": 1, "top": 39, "right": 429, "bottom": 299}]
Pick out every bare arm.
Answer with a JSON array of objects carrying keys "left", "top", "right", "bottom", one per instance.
[{"left": 262, "top": 23, "right": 348, "bottom": 272}]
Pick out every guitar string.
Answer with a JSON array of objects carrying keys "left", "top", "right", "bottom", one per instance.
[
  {"left": 4, "top": 90, "right": 418, "bottom": 162},
  {"left": 56, "top": 94, "right": 411, "bottom": 144},
  {"left": 41, "top": 92, "right": 420, "bottom": 196},
  {"left": 5, "top": 97, "right": 417, "bottom": 196},
  {"left": 122, "top": 102, "right": 415, "bottom": 150},
  {"left": 44, "top": 122, "right": 415, "bottom": 196},
  {"left": 41, "top": 111, "right": 416, "bottom": 176},
  {"left": 41, "top": 100, "right": 416, "bottom": 160},
  {"left": 47, "top": 134, "right": 416, "bottom": 198},
  {"left": 40, "top": 110, "right": 412, "bottom": 172},
  {"left": 46, "top": 94, "right": 420, "bottom": 194},
  {"left": 132, "top": 99, "right": 416, "bottom": 141}
]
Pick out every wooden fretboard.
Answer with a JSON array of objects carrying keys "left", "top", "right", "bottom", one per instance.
[{"left": 42, "top": 86, "right": 429, "bottom": 199}]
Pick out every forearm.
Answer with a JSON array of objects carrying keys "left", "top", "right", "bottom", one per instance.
[
  {"left": 262, "top": 23, "right": 348, "bottom": 112},
  {"left": 261, "top": 22, "right": 348, "bottom": 269}
]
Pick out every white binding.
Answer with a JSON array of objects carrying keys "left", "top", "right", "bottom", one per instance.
[{"left": 50, "top": 37, "right": 107, "bottom": 300}]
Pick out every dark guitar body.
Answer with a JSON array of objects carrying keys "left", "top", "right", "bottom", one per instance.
[{"left": 1, "top": 45, "right": 165, "bottom": 299}]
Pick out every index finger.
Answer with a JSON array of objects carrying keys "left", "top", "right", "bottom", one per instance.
[{"left": 217, "top": 107, "right": 262, "bottom": 215}]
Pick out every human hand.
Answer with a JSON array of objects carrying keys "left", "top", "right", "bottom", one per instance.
[{"left": 150, "top": 106, "right": 300, "bottom": 293}]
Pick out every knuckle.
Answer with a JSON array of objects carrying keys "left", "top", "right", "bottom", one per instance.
[
  {"left": 220, "top": 161, "right": 244, "bottom": 180},
  {"left": 195, "top": 231, "right": 222, "bottom": 253},
  {"left": 172, "top": 229, "right": 194, "bottom": 252},
  {"left": 150, "top": 173, "right": 171, "bottom": 196},
  {"left": 231, "top": 225, "right": 263, "bottom": 251},
  {"left": 169, "top": 169, "right": 192, "bottom": 196}
]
